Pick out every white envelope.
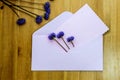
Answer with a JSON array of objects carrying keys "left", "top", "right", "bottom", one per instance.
[{"left": 31, "top": 4, "right": 109, "bottom": 71}]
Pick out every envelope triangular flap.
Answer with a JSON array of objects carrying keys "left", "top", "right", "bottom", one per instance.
[{"left": 32, "top": 11, "right": 73, "bottom": 36}]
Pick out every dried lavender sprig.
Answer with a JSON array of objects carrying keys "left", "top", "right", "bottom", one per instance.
[
  {"left": 1, "top": 0, "right": 49, "bottom": 24},
  {"left": 2, "top": 0, "right": 35, "bottom": 18},
  {"left": 2, "top": 0, "right": 50, "bottom": 18},
  {"left": 4, "top": 0, "right": 40, "bottom": 16}
]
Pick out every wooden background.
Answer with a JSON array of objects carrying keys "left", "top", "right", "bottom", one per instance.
[{"left": 0, "top": 0, "right": 120, "bottom": 80}]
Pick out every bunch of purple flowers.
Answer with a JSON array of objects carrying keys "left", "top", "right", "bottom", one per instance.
[{"left": 0, "top": 0, "right": 53, "bottom": 25}]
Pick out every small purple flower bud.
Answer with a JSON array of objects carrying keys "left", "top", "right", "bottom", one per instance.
[{"left": 17, "top": 18, "right": 26, "bottom": 25}]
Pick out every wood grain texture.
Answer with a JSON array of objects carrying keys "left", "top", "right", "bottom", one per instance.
[{"left": 0, "top": 0, "right": 120, "bottom": 80}]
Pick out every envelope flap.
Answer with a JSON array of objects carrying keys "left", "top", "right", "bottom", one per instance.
[{"left": 32, "top": 12, "right": 73, "bottom": 36}]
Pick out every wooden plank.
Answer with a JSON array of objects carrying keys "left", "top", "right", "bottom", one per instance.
[{"left": 0, "top": 0, "right": 120, "bottom": 80}]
